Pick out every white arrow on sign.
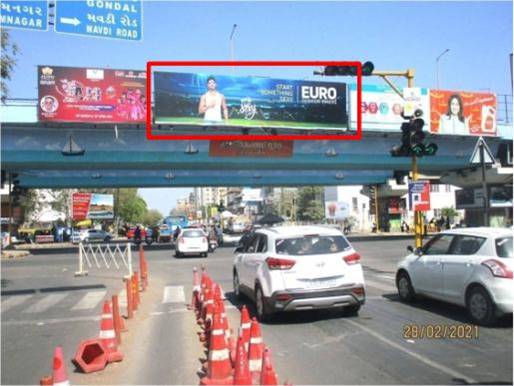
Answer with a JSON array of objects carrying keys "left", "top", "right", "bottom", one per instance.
[
  {"left": 470, "top": 136, "right": 495, "bottom": 165},
  {"left": 60, "top": 17, "right": 81, "bottom": 26}
]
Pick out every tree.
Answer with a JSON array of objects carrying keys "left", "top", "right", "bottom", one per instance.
[
  {"left": 113, "top": 188, "right": 147, "bottom": 224},
  {"left": 141, "top": 209, "right": 163, "bottom": 226},
  {"left": 441, "top": 207, "right": 458, "bottom": 221},
  {"left": 1, "top": 30, "right": 19, "bottom": 102},
  {"left": 297, "top": 186, "right": 325, "bottom": 222}
]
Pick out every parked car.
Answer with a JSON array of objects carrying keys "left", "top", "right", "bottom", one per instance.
[
  {"left": 85, "top": 229, "right": 112, "bottom": 243},
  {"left": 126, "top": 226, "right": 153, "bottom": 245},
  {"left": 396, "top": 227, "right": 513, "bottom": 326},
  {"left": 175, "top": 228, "right": 208, "bottom": 258},
  {"left": 232, "top": 225, "right": 366, "bottom": 322}
]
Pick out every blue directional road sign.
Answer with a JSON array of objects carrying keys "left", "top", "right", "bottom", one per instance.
[
  {"left": 0, "top": 1, "right": 48, "bottom": 31},
  {"left": 55, "top": 0, "right": 142, "bottom": 41}
]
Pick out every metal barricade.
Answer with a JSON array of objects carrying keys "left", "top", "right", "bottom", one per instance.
[{"left": 75, "top": 242, "right": 133, "bottom": 277}]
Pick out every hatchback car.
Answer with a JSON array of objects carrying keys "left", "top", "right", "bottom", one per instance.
[
  {"left": 83, "top": 229, "right": 112, "bottom": 243},
  {"left": 396, "top": 227, "right": 513, "bottom": 325},
  {"left": 232, "top": 225, "right": 366, "bottom": 321},
  {"left": 175, "top": 228, "right": 208, "bottom": 258}
]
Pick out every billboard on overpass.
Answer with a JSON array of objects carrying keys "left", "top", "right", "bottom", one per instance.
[
  {"left": 38, "top": 65, "right": 146, "bottom": 123},
  {"left": 154, "top": 72, "right": 347, "bottom": 130},
  {"left": 429, "top": 90, "right": 497, "bottom": 136}
]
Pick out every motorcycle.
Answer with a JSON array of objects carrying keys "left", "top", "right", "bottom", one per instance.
[{"left": 208, "top": 238, "right": 218, "bottom": 253}]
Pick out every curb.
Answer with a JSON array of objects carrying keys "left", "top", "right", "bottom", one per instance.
[{"left": 1, "top": 250, "right": 31, "bottom": 259}]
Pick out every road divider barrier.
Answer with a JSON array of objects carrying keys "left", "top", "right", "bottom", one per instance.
[
  {"left": 190, "top": 266, "right": 292, "bottom": 386},
  {"left": 75, "top": 242, "right": 133, "bottom": 277}
]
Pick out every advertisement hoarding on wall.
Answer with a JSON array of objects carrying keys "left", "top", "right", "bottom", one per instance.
[
  {"left": 154, "top": 72, "right": 347, "bottom": 130},
  {"left": 325, "top": 201, "right": 350, "bottom": 220},
  {"left": 430, "top": 90, "right": 497, "bottom": 136},
  {"left": 38, "top": 65, "right": 146, "bottom": 123},
  {"left": 409, "top": 181, "right": 431, "bottom": 211},
  {"left": 349, "top": 84, "right": 430, "bottom": 132},
  {"left": 72, "top": 193, "right": 114, "bottom": 221}
]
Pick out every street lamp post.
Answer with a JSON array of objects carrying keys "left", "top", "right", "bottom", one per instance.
[
  {"left": 229, "top": 24, "right": 238, "bottom": 74},
  {"left": 436, "top": 48, "right": 450, "bottom": 89}
]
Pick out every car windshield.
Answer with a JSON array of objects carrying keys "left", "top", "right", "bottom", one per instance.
[
  {"left": 275, "top": 235, "right": 351, "bottom": 256},
  {"left": 183, "top": 230, "right": 204, "bottom": 238},
  {"left": 495, "top": 236, "right": 513, "bottom": 258}
]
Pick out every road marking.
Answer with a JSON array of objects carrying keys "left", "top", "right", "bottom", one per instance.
[
  {"left": 72, "top": 291, "right": 106, "bottom": 310},
  {"left": 162, "top": 286, "right": 185, "bottom": 304},
  {"left": 1, "top": 295, "right": 33, "bottom": 313},
  {"left": 375, "top": 274, "right": 395, "bottom": 280},
  {"left": 2, "top": 315, "right": 100, "bottom": 326},
  {"left": 365, "top": 279, "right": 395, "bottom": 292},
  {"left": 23, "top": 294, "right": 67, "bottom": 313},
  {"left": 345, "top": 319, "right": 477, "bottom": 384}
]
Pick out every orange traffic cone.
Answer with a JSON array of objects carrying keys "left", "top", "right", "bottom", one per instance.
[
  {"left": 260, "top": 347, "right": 278, "bottom": 386},
  {"left": 99, "top": 300, "right": 123, "bottom": 363},
  {"left": 189, "top": 267, "right": 200, "bottom": 310},
  {"left": 200, "top": 300, "right": 217, "bottom": 347},
  {"left": 248, "top": 318, "right": 264, "bottom": 384},
  {"left": 200, "top": 312, "right": 233, "bottom": 385},
  {"left": 239, "top": 305, "right": 252, "bottom": 352},
  {"left": 52, "top": 346, "right": 70, "bottom": 386},
  {"left": 39, "top": 375, "right": 52, "bottom": 385},
  {"left": 233, "top": 335, "right": 252, "bottom": 386}
]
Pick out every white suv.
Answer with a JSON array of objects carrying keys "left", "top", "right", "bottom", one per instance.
[
  {"left": 232, "top": 225, "right": 366, "bottom": 321},
  {"left": 396, "top": 227, "right": 513, "bottom": 325}
]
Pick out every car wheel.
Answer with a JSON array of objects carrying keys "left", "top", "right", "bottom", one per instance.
[
  {"left": 255, "top": 285, "right": 273, "bottom": 323},
  {"left": 202, "top": 252, "right": 208, "bottom": 258},
  {"left": 466, "top": 285, "right": 496, "bottom": 326},
  {"left": 233, "top": 270, "right": 241, "bottom": 299},
  {"left": 175, "top": 251, "right": 182, "bottom": 258},
  {"left": 396, "top": 271, "right": 416, "bottom": 302},
  {"left": 342, "top": 304, "right": 361, "bottom": 316}
]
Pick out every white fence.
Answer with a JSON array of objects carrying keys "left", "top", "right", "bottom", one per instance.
[{"left": 75, "top": 242, "right": 133, "bottom": 277}]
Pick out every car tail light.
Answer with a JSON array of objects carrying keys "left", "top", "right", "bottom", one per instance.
[
  {"left": 343, "top": 252, "right": 361, "bottom": 265},
  {"left": 352, "top": 286, "right": 365, "bottom": 296},
  {"left": 481, "top": 259, "right": 513, "bottom": 279},
  {"left": 203, "top": 237, "right": 208, "bottom": 243},
  {"left": 266, "top": 257, "right": 296, "bottom": 270},
  {"left": 179, "top": 238, "right": 185, "bottom": 244},
  {"left": 275, "top": 294, "right": 292, "bottom": 302}
]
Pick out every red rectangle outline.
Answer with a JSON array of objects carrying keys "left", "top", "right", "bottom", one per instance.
[{"left": 146, "top": 61, "right": 362, "bottom": 141}]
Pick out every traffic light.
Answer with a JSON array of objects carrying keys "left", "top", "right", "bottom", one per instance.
[
  {"left": 390, "top": 110, "right": 438, "bottom": 157},
  {"left": 320, "top": 61, "right": 374, "bottom": 76}
]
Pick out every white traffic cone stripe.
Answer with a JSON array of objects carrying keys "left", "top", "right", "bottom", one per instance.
[
  {"left": 101, "top": 313, "right": 113, "bottom": 318},
  {"left": 209, "top": 348, "right": 230, "bottom": 361},
  {"left": 250, "top": 337, "right": 262, "bottom": 344},
  {"left": 53, "top": 381, "right": 70, "bottom": 386},
  {"left": 249, "top": 359, "right": 262, "bottom": 371},
  {"left": 211, "top": 329, "right": 224, "bottom": 336},
  {"left": 241, "top": 322, "right": 251, "bottom": 329},
  {"left": 99, "top": 329, "right": 116, "bottom": 339}
]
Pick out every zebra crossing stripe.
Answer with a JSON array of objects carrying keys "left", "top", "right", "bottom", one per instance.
[
  {"left": 1, "top": 295, "right": 33, "bottom": 313},
  {"left": 162, "top": 286, "right": 185, "bottom": 304},
  {"left": 72, "top": 291, "right": 107, "bottom": 311},
  {"left": 23, "top": 294, "right": 67, "bottom": 313}
]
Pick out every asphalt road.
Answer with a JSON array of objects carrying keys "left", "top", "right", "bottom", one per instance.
[{"left": 1, "top": 239, "right": 512, "bottom": 385}]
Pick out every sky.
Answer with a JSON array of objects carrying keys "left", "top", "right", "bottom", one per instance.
[{"left": 4, "top": 0, "right": 513, "bottom": 215}]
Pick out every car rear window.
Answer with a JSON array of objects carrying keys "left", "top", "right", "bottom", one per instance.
[
  {"left": 495, "top": 237, "right": 513, "bottom": 258},
  {"left": 183, "top": 230, "right": 204, "bottom": 238},
  {"left": 275, "top": 235, "right": 351, "bottom": 256}
]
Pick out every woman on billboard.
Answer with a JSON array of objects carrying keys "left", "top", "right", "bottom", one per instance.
[
  {"left": 438, "top": 94, "right": 471, "bottom": 135},
  {"left": 198, "top": 76, "right": 228, "bottom": 123}
]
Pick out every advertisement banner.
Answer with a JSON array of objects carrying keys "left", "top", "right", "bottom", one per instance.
[
  {"left": 409, "top": 181, "right": 431, "bottom": 211},
  {"left": 325, "top": 201, "right": 350, "bottom": 220},
  {"left": 154, "top": 72, "right": 347, "bottom": 130},
  {"left": 209, "top": 140, "right": 293, "bottom": 157},
  {"left": 430, "top": 90, "right": 497, "bottom": 136},
  {"left": 38, "top": 65, "right": 146, "bottom": 123},
  {"left": 72, "top": 193, "right": 114, "bottom": 221},
  {"left": 456, "top": 186, "right": 512, "bottom": 209},
  {"left": 349, "top": 84, "right": 430, "bottom": 131}
]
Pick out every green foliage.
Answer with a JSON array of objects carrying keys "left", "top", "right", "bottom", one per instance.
[
  {"left": 441, "top": 207, "right": 458, "bottom": 220},
  {"left": 1, "top": 30, "right": 19, "bottom": 101},
  {"left": 141, "top": 209, "right": 163, "bottom": 226},
  {"left": 117, "top": 189, "right": 147, "bottom": 224},
  {"left": 297, "top": 186, "right": 325, "bottom": 222}
]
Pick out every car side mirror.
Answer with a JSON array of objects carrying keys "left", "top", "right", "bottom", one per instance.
[{"left": 407, "top": 246, "right": 414, "bottom": 253}]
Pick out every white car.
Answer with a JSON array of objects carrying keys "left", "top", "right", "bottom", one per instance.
[
  {"left": 232, "top": 225, "right": 366, "bottom": 321},
  {"left": 175, "top": 228, "right": 208, "bottom": 258},
  {"left": 396, "top": 227, "right": 513, "bottom": 325}
]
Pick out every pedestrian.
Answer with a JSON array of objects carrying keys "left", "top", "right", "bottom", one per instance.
[{"left": 445, "top": 216, "right": 451, "bottom": 230}]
